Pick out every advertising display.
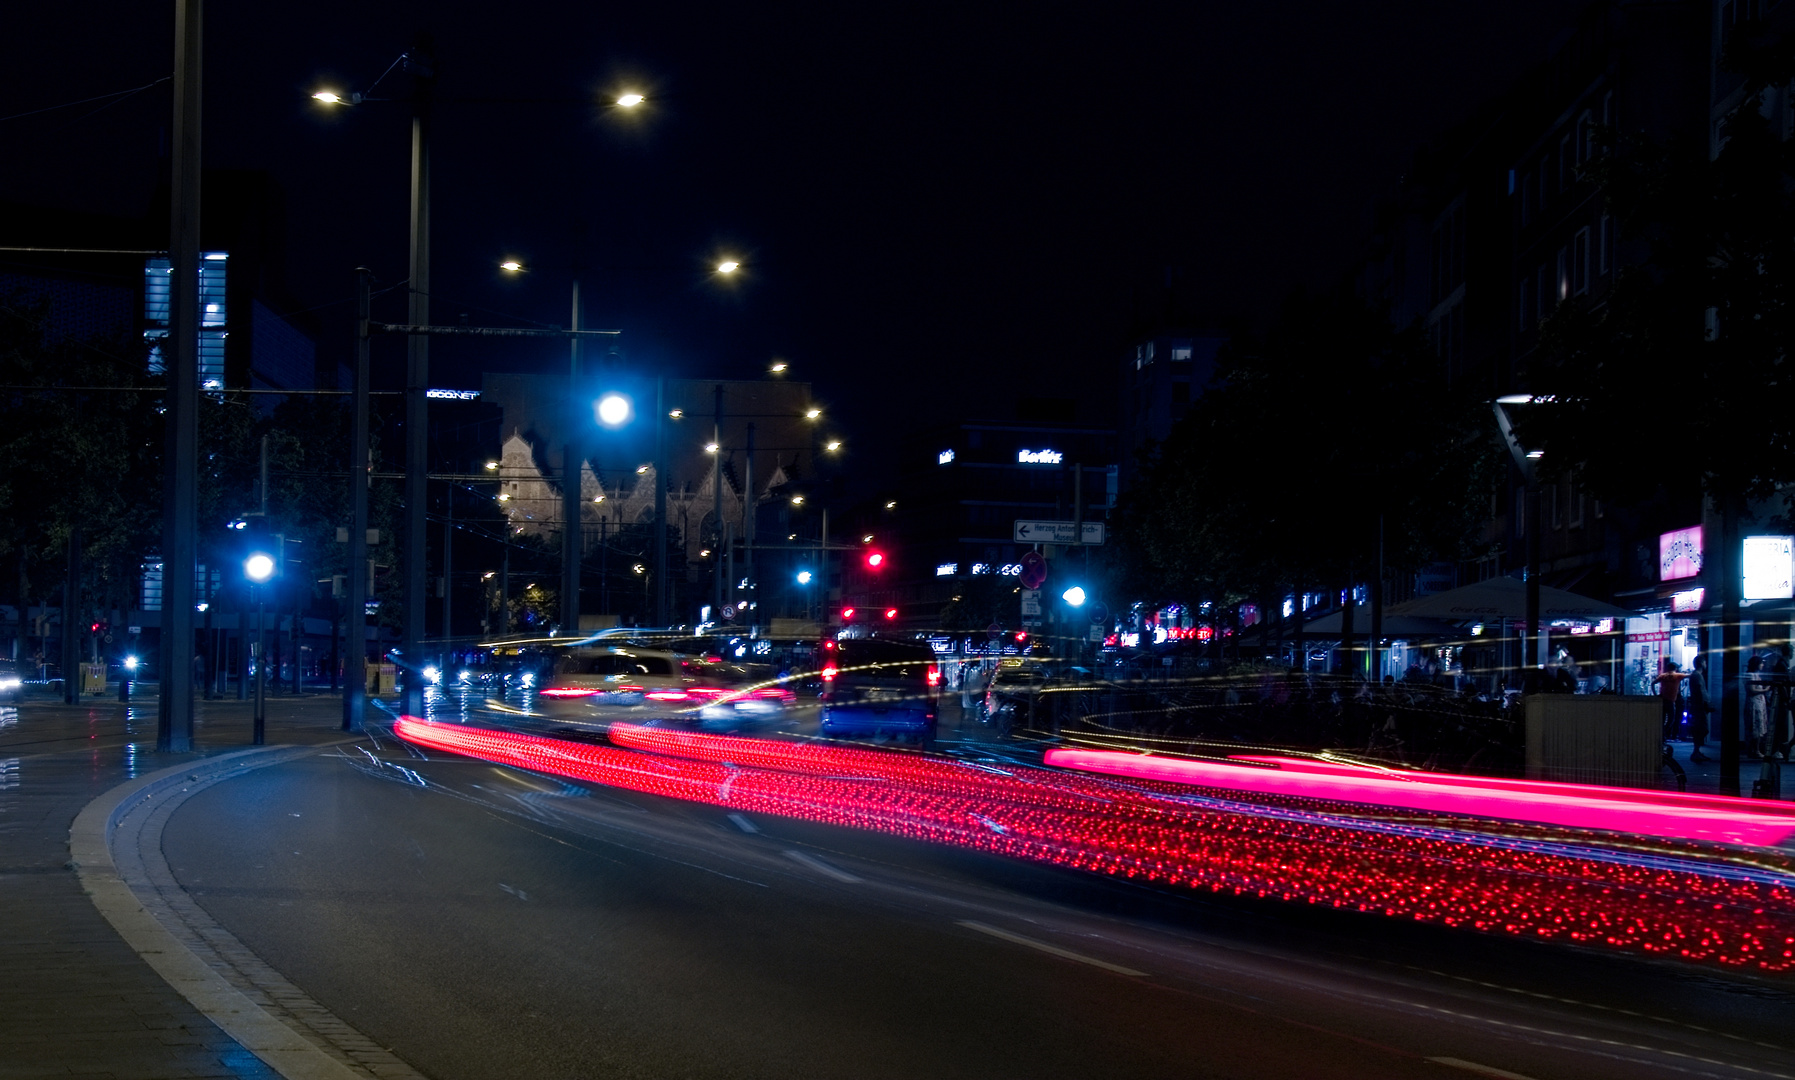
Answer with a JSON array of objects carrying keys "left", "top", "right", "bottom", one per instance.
[
  {"left": 1743, "top": 535, "right": 1795, "bottom": 600},
  {"left": 1658, "top": 526, "right": 1703, "bottom": 582}
]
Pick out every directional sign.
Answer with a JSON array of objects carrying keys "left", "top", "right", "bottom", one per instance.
[{"left": 1013, "top": 520, "right": 1105, "bottom": 545}]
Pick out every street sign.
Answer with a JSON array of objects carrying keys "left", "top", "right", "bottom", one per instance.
[
  {"left": 1019, "top": 551, "right": 1047, "bottom": 589},
  {"left": 1020, "top": 589, "right": 1042, "bottom": 616},
  {"left": 1013, "top": 520, "right": 1105, "bottom": 545},
  {"left": 721, "top": 604, "right": 737, "bottom": 621}
]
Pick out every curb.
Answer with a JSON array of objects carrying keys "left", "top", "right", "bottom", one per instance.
[{"left": 69, "top": 743, "right": 369, "bottom": 1080}]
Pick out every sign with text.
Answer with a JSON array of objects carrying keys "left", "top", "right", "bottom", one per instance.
[
  {"left": 1744, "top": 535, "right": 1795, "bottom": 600},
  {"left": 1013, "top": 520, "right": 1105, "bottom": 545},
  {"left": 1020, "top": 589, "right": 1042, "bottom": 616},
  {"left": 1658, "top": 526, "right": 1703, "bottom": 582}
]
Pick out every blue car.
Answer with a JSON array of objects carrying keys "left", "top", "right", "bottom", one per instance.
[{"left": 818, "top": 638, "right": 940, "bottom": 745}]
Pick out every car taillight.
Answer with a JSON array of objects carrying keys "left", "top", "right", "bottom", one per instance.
[
  {"left": 926, "top": 666, "right": 941, "bottom": 687},
  {"left": 645, "top": 690, "right": 689, "bottom": 701},
  {"left": 821, "top": 664, "right": 838, "bottom": 681},
  {"left": 538, "top": 687, "right": 599, "bottom": 699},
  {"left": 748, "top": 687, "right": 796, "bottom": 703}
]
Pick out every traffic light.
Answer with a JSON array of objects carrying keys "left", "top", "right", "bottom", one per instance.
[
  {"left": 883, "top": 607, "right": 898, "bottom": 621},
  {"left": 865, "top": 550, "right": 885, "bottom": 570},
  {"left": 840, "top": 606, "right": 856, "bottom": 621}
]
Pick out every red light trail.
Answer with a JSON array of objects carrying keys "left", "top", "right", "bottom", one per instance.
[{"left": 394, "top": 717, "right": 1795, "bottom": 973}]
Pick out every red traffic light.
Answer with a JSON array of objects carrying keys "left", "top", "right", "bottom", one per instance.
[
  {"left": 865, "top": 551, "right": 885, "bottom": 569},
  {"left": 884, "top": 607, "right": 898, "bottom": 620},
  {"left": 840, "top": 606, "right": 856, "bottom": 621}
]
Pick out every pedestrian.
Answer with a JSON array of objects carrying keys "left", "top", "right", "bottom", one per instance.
[
  {"left": 1747, "top": 654, "right": 1771, "bottom": 759},
  {"left": 1774, "top": 645, "right": 1795, "bottom": 762},
  {"left": 1687, "top": 656, "right": 1713, "bottom": 762},
  {"left": 962, "top": 659, "right": 989, "bottom": 720},
  {"left": 1653, "top": 659, "right": 1687, "bottom": 745}
]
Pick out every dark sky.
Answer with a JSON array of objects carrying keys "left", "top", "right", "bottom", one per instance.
[{"left": 4, "top": 1, "right": 1580, "bottom": 487}]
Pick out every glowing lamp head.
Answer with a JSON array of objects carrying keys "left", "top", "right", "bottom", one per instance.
[
  {"left": 796, "top": 570, "right": 813, "bottom": 585},
  {"left": 804, "top": 408, "right": 821, "bottom": 420},
  {"left": 596, "top": 394, "right": 631, "bottom": 427},
  {"left": 1062, "top": 586, "right": 1086, "bottom": 607},
  {"left": 245, "top": 553, "right": 276, "bottom": 583},
  {"left": 770, "top": 362, "right": 788, "bottom": 374},
  {"left": 499, "top": 260, "right": 524, "bottom": 274},
  {"left": 312, "top": 90, "right": 351, "bottom": 105},
  {"left": 617, "top": 92, "right": 645, "bottom": 107},
  {"left": 124, "top": 655, "right": 140, "bottom": 672},
  {"left": 716, "top": 260, "right": 740, "bottom": 274}
]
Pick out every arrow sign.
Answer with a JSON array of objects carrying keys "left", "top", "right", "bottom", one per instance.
[{"left": 1013, "top": 520, "right": 1105, "bottom": 545}]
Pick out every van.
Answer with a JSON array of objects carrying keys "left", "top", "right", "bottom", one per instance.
[{"left": 818, "top": 638, "right": 940, "bottom": 745}]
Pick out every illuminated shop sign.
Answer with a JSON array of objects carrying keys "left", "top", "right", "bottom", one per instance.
[
  {"left": 938, "top": 449, "right": 955, "bottom": 465},
  {"left": 426, "top": 388, "right": 481, "bottom": 400},
  {"left": 935, "top": 563, "right": 958, "bottom": 577},
  {"left": 1671, "top": 588, "right": 1706, "bottom": 613},
  {"left": 969, "top": 563, "right": 1023, "bottom": 576},
  {"left": 1658, "top": 526, "right": 1703, "bottom": 582},
  {"left": 1743, "top": 535, "right": 1795, "bottom": 600},
  {"left": 1017, "top": 449, "right": 1063, "bottom": 464}
]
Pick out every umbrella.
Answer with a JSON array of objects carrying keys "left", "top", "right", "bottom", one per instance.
[
  {"left": 1300, "top": 601, "right": 1458, "bottom": 637},
  {"left": 1385, "top": 576, "right": 1634, "bottom": 622}
]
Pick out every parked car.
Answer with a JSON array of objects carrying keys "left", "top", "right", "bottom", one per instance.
[
  {"left": 818, "top": 638, "right": 940, "bottom": 745},
  {"left": 984, "top": 660, "right": 1053, "bottom": 737}
]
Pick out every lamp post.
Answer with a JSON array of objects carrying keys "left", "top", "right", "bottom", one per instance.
[
  {"left": 245, "top": 550, "right": 275, "bottom": 744},
  {"left": 1493, "top": 396, "right": 1544, "bottom": 677}
]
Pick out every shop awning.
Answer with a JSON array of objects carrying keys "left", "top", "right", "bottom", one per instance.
[
  {"left": 1300, "top": 601, "right": 1459, "bottom": 637},
  {"left": 1385, "top": 575, "right": 1635, "bottom": 622}
]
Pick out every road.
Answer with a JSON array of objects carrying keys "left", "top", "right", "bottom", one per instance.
[{"left": 152, "top": 694, "right": 1795, "bottom": 1080}]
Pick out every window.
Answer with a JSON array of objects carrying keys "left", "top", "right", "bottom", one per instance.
[
  {"left": 1521, "top": 170, "right": 1536, "bottom": 226},
  {"left": 1573, "top": 227, "right": 1590, "bottom": 295},
  {"left": 1602, "top": 90, "right": 1614, "bottom": 128},
  {"left": 1551, "top": 482, "right": 1563, "bottom": 529},
  {"left": 1577, "top": 110, "right": 1595, "bottom": 164},
  {"left": 1539, "top": 156, "right": 1551, "bottom": 212},
  {"left": 1569, "top": 475, "right": 1585, "bottom": 528},
  {"left": 1598, "top": 214, "right": 1613, "bottom": 275},
  {"left": 1556, "top": 247, "right": 1570, "bottom": 303},
  {"left": 1171, "top": 344, "right": 1193, "bottom": 361},
  {"left": 1518, "top": 272, "right": 1534, "bottom": 330},
  {"left": 1537, "top": 263, "right": 1552, "bottom": 316},
  {"left": 1559, "top": 135, "right": 1574, "bottom": 189}
]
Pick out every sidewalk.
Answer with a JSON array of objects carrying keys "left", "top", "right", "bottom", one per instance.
[
  {"left": 0, "top": 688, "right": 361, "bottom": 1080},
  {"left": 1665, "top": 739, "right": 1795, "bottom": 800}
]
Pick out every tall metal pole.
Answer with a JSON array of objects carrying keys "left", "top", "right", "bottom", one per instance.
[
  {"left": 654, "top": 377, "right": 668, "bottom": 626},
  {"left": 157, "top": 0, "right": 202, "bottom": 752},
  {"left": 344, "top": 269, "right": 371, "bottom": 732},
  {"left": 252, "top": 589, "right": 265, "bottom": 744},
  {"left": 713, "top": 384, "right": 724, "bottom": 620},
  {"left": 441, "top": 490, "right": 452, "bottom": 649},
  {"left": 62, "top": 529, "right": 80, "bottom": 705},
  {"left": 1525, "top": 482, "right": 1542, "bottom": 672},
  {"left": 402, "top": 50, "right": 434, "bottom": 717},
  {"left": 561, "top": 279, "right": 582, "bottom": 636},
  {"left": 744, "top": 423, "right": 755, "bottom": 632}
]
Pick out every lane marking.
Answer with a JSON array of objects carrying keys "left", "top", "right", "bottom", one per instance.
[
  {"left": 957, "top": 920, "right": 1148, "bottom": 978},
  {"left": 728, "top": 812, "right": 759, "bottom": 834},
  {"left": 1426, "top": 1059, "right": 1539, "bottom": 1080},
  {"left": 784, "top": 849, "right": 861, "bottom": 883}
]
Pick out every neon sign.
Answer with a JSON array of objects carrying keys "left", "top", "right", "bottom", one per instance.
[
  {"left": 1017, "top": 449, "right": 1063, "bottom": 464},
  {"left": 426, "top": 388, "right": 481, "bottom": 400},
  {"left": 1658, "top": 526, "right": 1703, "bottom": 581},
  {"left": 938, "top": 449, "right": 955, "bottom": 465},
  {"left": 935, "top": 563, "right": 958, "bottom": 577}
]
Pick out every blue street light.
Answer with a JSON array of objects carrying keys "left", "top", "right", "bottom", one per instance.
[
  {"left": 1062, "top": 586, "right": 1086, "bottom": 607},
  {"left": 245, "top": 553, "right": 275, "bottom": 583},
  {"left": 596, "top": 393, "right": 631, "bottom": 428},
  {"left": 796, "top": 569, "right": 813, "bottom": 585}
]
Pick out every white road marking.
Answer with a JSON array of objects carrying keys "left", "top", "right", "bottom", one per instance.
[
  {"left": 957, "top": 920, "right": 1148, "bottom": 978},
  {"left": 1426, "top": 1057, "right": 1540, "bottom": 1080},
  {"left": 784, "top": 849, "right": 861, "bottom": 883},
  {"left": 728, "top": 813, "right": 759, "bottom": 834}
]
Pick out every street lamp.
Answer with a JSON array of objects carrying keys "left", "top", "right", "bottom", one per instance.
[
  {"left": 597, "top": 393, "right": 632, "bottom": 427},
  {"left": 716, "top": 259, "right": 740, "bottom": 274},
  {"left": 1062, "top": 586, "right": 1087, "bottom": 607},
  {"left": 616, "top": 92, "right": 646, "bottom": 107},
  {"left": 245, "top": 550, "right": 276, "bottom": 745}
]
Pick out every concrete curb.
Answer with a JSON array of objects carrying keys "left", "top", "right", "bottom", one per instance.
[{"left": 69, "top": 744, "right": 369, "bottom": 1080}]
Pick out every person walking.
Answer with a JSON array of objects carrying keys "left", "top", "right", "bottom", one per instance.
[
  {"left": 1747, "top": 654, "right": 1771, "bottom": 759},
  {"left": 1653, "top": 659, "right": 1687, "bottom": 745},
  {"left": 1688, "top": 655, "right": 1714, "bottom": 763},
  {"left": 1774, "top": 645, "right": 1795, "bottom": 762}
]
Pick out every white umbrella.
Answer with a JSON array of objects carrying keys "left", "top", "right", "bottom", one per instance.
[
  {"left": 1385, "top": 575, "right": 1634, "bottom": 621},
  {"left": 1300, "top": 601, "right": 1458, "bottom": 636}
]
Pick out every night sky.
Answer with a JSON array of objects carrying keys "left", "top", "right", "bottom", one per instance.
[{"left": 5, "top": 1, "right": 1579, "bottom": 487}]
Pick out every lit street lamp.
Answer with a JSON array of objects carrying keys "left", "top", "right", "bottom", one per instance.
[{"left": 245, "top": 550, "right": 276, "bottom": 745}]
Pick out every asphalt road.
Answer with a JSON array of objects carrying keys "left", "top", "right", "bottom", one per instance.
[{"left": 157, "top": 701, "right": 1795, "bottom": 1080}]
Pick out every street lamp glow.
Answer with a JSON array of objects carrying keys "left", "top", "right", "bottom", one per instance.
[
  {"left": 484, "top": 460, "right": 499, "bottom": 471},
  {"left": 770, "top": 361, "right": 788, "bottom": 374},
  {"left": 636, "top": 464, "right": 650, "bottom": 474},
  {"left": 1062, "top": 586, "right": 1087, "bottom": 607},
  {"left": 245, "top": 554, "right": 276, "bottom": 583},
  {"left": 668, "top": 408, "right": 683, "bottom": 419},
  {"left": 862, "top": 534, "right": 874, "bottom": 543},
  {"left": 825, "top": 440, "right": 841, "bottom": 452},
  {"left": 716, "top": 260, "right": 740, "bottom": 274},
  {"left": 885, "top": 500, "right": 897, "bottom": 509},
  {"left": 596, "top": 393, "right": 631, "bottom": 427},
  {"left": 796, "top": 570, "right": 813, "bottom": 585},
  {"left": 804, "top": 408, "right": 821, "bottom": 420},
  {"left": 704, "top": 442, "right": 719, "bottom": 453},
  {"left": 617, "top": 92, "right": 645, "bottom": 107},
  {"left": 499, "top": 259, "right": 525, "bottom": 274},
  {"left": 312, "top": 90, "right": 352, "bottom": 105},
  {"left": 791, "top": 495, "right": 805, "bottom": 506}
]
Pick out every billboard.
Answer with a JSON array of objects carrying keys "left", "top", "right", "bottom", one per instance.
[
  {"left": 1658, "top": 526, "right": 1703, "bottom": 582},
  {"left": 1743, "top": 535, "right": 1795, "bottom": 601}
]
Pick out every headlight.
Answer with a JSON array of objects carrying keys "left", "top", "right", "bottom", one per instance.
[
  {"left": 0, "top": 677, "right": 20, "bottom": 690},
  {"left": 423, "top": 665, "right": 442, "bottom": 684}
]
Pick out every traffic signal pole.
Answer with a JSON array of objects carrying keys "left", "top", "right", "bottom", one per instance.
[{"left": 344, "top": 269, "right": 371, "bottom": 732}]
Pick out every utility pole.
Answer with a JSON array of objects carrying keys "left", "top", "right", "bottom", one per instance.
[
  {"left": 743, "top": 423, "right": 755, "bottom": 632},
  {"left": 157, "top": 0, "right": 202, "bottom": 751},
  {"left": 654, "top": 377, "right": 668, "bottom": 626},
  {"left": 344, "top": 268, "right": 371, "bottom": 732},
  {"left": 713, "top": 384, "right": 724, "bottom": 620},
  {"left": 401, "top": 44, "right": 434, "bottom": 718},
  {"left": 561, "top": 279, "right": 582, "bottom": 637}
]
